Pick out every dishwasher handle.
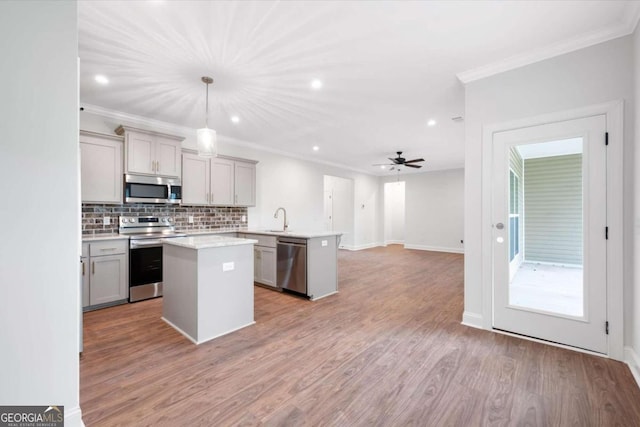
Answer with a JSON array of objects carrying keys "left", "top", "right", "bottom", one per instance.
[{"left": 277, "top": 237, "right": 307, "bottom": 246}]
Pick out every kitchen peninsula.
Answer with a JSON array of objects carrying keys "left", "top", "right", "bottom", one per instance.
[{"left": 162, "top": 234, "right": 258, "bottom": 344}]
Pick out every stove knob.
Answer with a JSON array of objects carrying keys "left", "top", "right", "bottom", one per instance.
[
  {"left": 162, "top": 218, "right": 168, "bottom": 223},
  {"left": 168, "top": 217, "right": 174, "bottom": 223}
]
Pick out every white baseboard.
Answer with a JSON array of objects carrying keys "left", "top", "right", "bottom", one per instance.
[
  {"left": 404, "top": 244, "right": 464, "bottom": 254},
  {"left": 384, "top": 240, "right": 404, "bottom": 245},
  {"left": 625, "top": 346, "right": 640, "bottom": 389},
  {"left": 65, "top": 405, "right": 84, "bottom": 427},
  {"left": 461, "top": 311, "right": 484, "bottom": 329},
  {"left": 340, "top": 242, "right": 383, "bottom": 251}
]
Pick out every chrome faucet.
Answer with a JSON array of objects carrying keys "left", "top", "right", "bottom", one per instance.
[{"left": 274, "top": 207, "right": 288, "bottom": 231}]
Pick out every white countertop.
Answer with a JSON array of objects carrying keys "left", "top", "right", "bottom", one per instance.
[
  {"left": 241, "top": 230, "right": 343, "bottom": 239},
  {"left": 164, "top": 235, "right": 258, "bottom": 250},
  {"left": 184, "top": 229, "right": 242, "bottom": 236},
  {"left": 82, "top": 234, "right": 130, "bottom": 242}
]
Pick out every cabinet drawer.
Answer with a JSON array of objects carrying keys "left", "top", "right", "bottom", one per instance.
[
  {"left": 240, "top": 233, "right": 276, "bottom": 248},
  {"left": 89, "top": 240, "right": 127, "bottom": 257}
]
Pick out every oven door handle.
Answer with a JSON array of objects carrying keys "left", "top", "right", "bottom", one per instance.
[{"left": 130, "top": 240, "right": 164, "bottom": 249}]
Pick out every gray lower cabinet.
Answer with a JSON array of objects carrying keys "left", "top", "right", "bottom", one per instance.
[
  {"left": 254, "top": 246, "right": 277, "bottom": 287},
  {"left": 83, "top": 239, "right": 128, "bottom": 310},
  {"left": 239, "top": 233, "right": 277, "bottom": 288}
]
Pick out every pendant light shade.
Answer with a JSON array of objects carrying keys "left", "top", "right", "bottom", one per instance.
[{"left": 197, "top": 76, "right": 217, "bottom": 158}]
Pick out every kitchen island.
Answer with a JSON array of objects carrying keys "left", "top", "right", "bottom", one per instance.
[
  {"left": 162, "top": 235, "right": 258, "bottom": 345},
  {"left": 238, "top": 231, "right": 342, "bottom": 300}
]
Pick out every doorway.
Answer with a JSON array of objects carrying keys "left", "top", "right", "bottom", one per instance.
[
  {"left": 323, "top": 175, "right": 354, "bottom": 249},
  {"left": 383, "top": 181, "right": 405, "bottom": 245},
  {"left": 492, "top": 115, "right": 608, "bottom": 353}
]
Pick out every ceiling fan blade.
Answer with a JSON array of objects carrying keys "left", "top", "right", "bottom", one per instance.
[
  {"left": 388, "top": 158, "right": 401, "bottom": 164},
  {"left": 404, "top": 158, "right": 425, "bottom": 163},
  {"left": 405, "top": 164, "right": 422, "bottom": 168},
  {"left": 372, "top": 163, "right": 394, "bottom": 166}
]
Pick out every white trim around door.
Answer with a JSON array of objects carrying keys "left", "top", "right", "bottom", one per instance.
[{"left": 479, "top": 100, "right": 624, "bottom": 361}]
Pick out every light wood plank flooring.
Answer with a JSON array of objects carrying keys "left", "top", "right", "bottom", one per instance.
[{"left": 80, "top": 245, "right": 640, "bottom": 426}]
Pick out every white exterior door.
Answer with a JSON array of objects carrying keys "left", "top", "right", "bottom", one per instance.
[{"left": 492, "top": 115, "right": 607, "bottom": 353}]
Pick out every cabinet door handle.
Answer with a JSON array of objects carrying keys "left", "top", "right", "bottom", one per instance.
[
  {"left": 156, "top": 161, "right": 160, "bottom": 172},
  {"left": 91, "top": 261, "right": 95, "bottom": 275},
  {"left": 235, "top": 194, "right": 238, "bottom": 204},
  {"left": 82, "top": 262, "right": 85, "bottom": 276},
  {"left": 211, "top": 193, "right": 214, "bottom": 203}
]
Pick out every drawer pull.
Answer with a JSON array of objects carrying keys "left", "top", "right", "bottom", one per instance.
[
  {"left": 100, "top": 247, "right": 117, "bottom": 251},
  {"left": 92, "top": 261, "right": 95, "bottom": 275}
]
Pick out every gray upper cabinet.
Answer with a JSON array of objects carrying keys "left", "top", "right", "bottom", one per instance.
[
  {"left": 182, "top": 152, "right": 257, "bottom": 207},
  {"left": 79, "top": 130, "right": 123, "bottom": 204},
  {"left": 234, "top": 161, "right": 256, "bottom": 206},
  {"left": 116, "top": 125, "right": 183, "bottom": 178}
]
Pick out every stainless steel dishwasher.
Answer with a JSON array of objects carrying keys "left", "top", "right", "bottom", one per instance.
[{"left": 277, "top": 237, "right": 307, "bottom": 295}]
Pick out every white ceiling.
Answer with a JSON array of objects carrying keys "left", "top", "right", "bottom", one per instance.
[{"left": 78, "top": 1, "right": 639, "bottom": 175}]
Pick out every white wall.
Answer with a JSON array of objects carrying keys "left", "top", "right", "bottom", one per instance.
[
  {"left": 80, "top": 110, "right": 382, "bottom": 249},
  {"left": 464, "top": 37, "right": 634, "bottom": 334},
  {"left": 632, "top": 22, "right": 640, "bottom": 373},
  {"left": 0, "top": 1, "right": 81, "bottom": 425},
  {"left": 383, "top": 181, "right": 405, "bottom": 244},
  {"left": 382, "top": 169, "right": 464, "bottom": 253}
]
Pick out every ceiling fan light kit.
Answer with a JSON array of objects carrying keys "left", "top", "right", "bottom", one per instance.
[{"left": 197, "top": 76, "right": 217, "bottom": 158}]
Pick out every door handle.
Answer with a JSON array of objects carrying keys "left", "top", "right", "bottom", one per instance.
[{"left": 496, "top": 223, "right": 504, "bottom": 230}]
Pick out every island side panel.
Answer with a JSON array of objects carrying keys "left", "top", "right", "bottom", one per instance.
[
  {"left": 196, "top": 243, "right": 255, "bottom": 343},
  {"left": 163, "top": 244, "right": 199, "bottom": 342},
  {"left": 307, "top": 235, "right": 338, "bottom": 300}
]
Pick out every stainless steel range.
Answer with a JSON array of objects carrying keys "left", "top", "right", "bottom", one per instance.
[{"left": 119, "top": 216, "right": 186, "bottom": 302}]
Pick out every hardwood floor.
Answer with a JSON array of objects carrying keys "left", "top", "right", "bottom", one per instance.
[{"left": 80, "top": 245, "right": 640, "bottom": 426}]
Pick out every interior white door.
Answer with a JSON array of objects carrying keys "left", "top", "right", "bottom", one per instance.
[{"left": 492, "top": 114, "right": 607, "bottom": 353}]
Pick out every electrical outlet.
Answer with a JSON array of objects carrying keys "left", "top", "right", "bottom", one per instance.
[
  {"left": 321, "top": 240, "right": 328, "bottom": 247},
  {"left": 223, "top": 262, "right": 234, "bottom": 272},
  {"left": 103, "top": 216, "right": 110, "bottom": 226},
  {"left": 241, "top": 215, "right": 247, "bottom": 223},
  {"left": 188, "top": 216, "right": 194, "bottom": 224}
]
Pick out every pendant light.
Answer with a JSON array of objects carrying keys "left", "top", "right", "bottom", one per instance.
[{"left": 197, "top": 76, "right": 217, "bottom": 157}]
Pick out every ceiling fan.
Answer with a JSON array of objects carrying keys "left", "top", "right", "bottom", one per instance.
[{"left": 374, "top": 151, "right": 425, "bottom": 170}]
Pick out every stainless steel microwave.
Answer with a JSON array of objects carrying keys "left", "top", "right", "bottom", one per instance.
[{"left": 124, "top": 174, "right": 182, "bottom": 204}]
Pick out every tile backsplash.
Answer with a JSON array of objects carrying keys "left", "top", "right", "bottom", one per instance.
[{"left": 82, "top": 203, "right": 248, "bottom": 236}]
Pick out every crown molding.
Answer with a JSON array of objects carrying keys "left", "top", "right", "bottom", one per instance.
[
  {"left": 457, "top": 6, "right": 640, "bottom": 84},
  {"left": 81, "top": 103, "right": 194, "bottom": 138},
  {"left": 80, "top": 104, "right": 376, "bottom": 176}
]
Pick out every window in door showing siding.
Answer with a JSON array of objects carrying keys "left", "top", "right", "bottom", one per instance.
[{"left": 509, "top": 170, "right": 520, "bottom": 262}]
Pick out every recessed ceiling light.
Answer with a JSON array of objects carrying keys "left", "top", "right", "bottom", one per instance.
[
  {"left": 380, "top": 165, "right": 386, "bottom": 169},
  {"left": 94, "top": 75, "right": 109, "bottom": 85},
  {"left": 311, "top": 79, "right": 323, "bottom": 90},
  {"left": 312, "top": 146, "right": 320, "bottom": 151},
  {"left": 231, "top": 115, "right": 240, "bottom": 124},
  {"left": 427, "top": 119, "right": 437, "bottom": 127}
]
